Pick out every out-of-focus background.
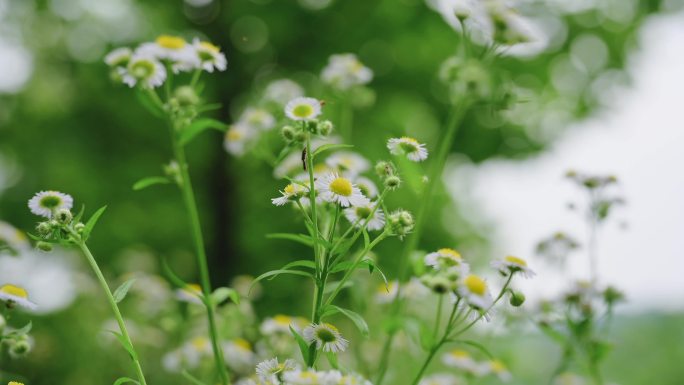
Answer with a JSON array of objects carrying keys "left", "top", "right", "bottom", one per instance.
[{"left": 1, "top": 0, "right": 683, "bottom": 384}]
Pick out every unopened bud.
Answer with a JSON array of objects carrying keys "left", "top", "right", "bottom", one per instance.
[
  {"left": 36, "top": 241, "right": 53, "bottom": 252},
  {"left": 281, "top": 125, "right": 296, "bottom": 141},
  {"left": 9, "top": 337, "right": 31, "bottom": 358},
  {"left": 174, "top": 85, "right": 200, "bottom": 106},
  {"left": 55, "top": 209, "right": 72, "bottom": 225},
  {"left": 317, "top": 120, "right": 334, "bottom": 136},
  {"left": 384, "top": 175, "right": 401, "bottom": 190},
  {"left": 36, "top": 222, "right": 51, "bottom": 236},
  {"left": 510, "top": 291, "right": 525, "bottom": 307}
]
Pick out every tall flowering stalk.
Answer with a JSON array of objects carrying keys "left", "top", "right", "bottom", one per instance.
[
  {"left": 27, "top": 191, "right": 147, "bottom": 385},
  {"left": 105, "top": 35, "right": 231, "bottom": 385}
]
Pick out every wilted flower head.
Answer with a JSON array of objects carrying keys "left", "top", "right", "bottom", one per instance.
[{"left": 28, "top": 191, "right": 73, "bottom": 219}]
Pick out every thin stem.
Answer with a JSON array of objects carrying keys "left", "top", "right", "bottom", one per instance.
[
  {"left": 450, "top": 275, "right": 513, "bottom": 338},
  {"left": 76, "top": 241, "right": 148, "bottom": 385},
  {"left": 433, "top": 294, "right": 444, "bottom": 341},
  {"left": 171, "top": 130, "right": 230, "bottom": 385},
  {"left": 376, "top": 101, "right": 470, "bottom": 385},
  {"left": 190, "top": 69, "right": 202, "bottom": 89},
  {"left": 410, "top": 342, "right": 444, "bottom": 385}
]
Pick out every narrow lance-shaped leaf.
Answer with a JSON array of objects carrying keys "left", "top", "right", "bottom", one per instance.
[
  {"left": 330, "top": 305, "right": 370, "bottom": 337},
  {"left": 290, "top": 325, "right": 310, "bottom": 363},
  {"left": 312, "top": 143, "right": 354, "bottom": 159},
  {"left": 211, "top": 287, "right": 240, "bottom": 306},
  {"left": 82, "top": 205, "right": 107, "bottom": 241},
  {"left": 113, "top": 377, "right": 139, "bottom": 385},
  {"left": 132, "top": 176, "right": 170, "bottom": 191},
  {"left": 112, "top": 278, "right": 136, "bottom": 303},
  {"left": 179, "top": 118, "right": 228, "bottom": 146}
]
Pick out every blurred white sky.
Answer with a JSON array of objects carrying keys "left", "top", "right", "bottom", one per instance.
[{"left": 448, "top": 12, "right": 684, "bottom": 313}]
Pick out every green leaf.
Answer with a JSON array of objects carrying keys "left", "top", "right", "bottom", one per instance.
[
  {"left": 330, "top": 305, "right": 369, "bottom": 337},
  {"left": 106, "top": 330, "right": 138, "bottom": 361},
  {"left": 113, "top": 377, "right": 139, "bottom": 385},
  {"left": 267, "top": 233, "right": 332, "bottom": 248},
  {"left": 312, "top": 143, "right": 354, "bottom": 159},
  {"left": 6, "top": 321, "right": 32, "bottom": 337},
  {"left": 113, "top": 278, "right": 136, "bottom": 303},
  {"left": 280, "top": 259, "right": 317, "bottom": 271},
  {"left": 82, "top": 205, "right": 107, "bottom": 241},
  {"left": 181, "top": 370, "right": 210, "bottom": 385},
  {"left": 132, "top": 176, "right": 170, "bottom": 191},
  {"left": 290, "top": 325, "right": 310, "bottom": 363},
  {"left": 323, "top": 280, "right": 353, "bottom": 294},
  {"left": 179, "top": 118, "right": 228, "bottom": 146},
  {"left": 211, "top": 287, "right": 240, "bottom": 306},
  {"left": 73, "top": 204, "right": 86, "bottom": 224},
  {"left": 326, "top": 351, "right": 340, "bottom": 369},
  {"left": 418, "top": 321, "right": 434, "bottom": 351}
]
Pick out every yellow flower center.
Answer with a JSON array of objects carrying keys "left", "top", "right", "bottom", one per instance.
[
  {"left": 273, "top": 314, "right": 292, "bottom": 325},
  {"left": 490, "top": 360, "right": 507, "bottom": 373},
  {"left": 450, "top": 349, "right": 470, "bottom": 358},
  {"left": 0, "top": 284, "right": 29, "bottom": 299},
  {"left": 9, "top": 382, "right": 25, "bottom": 385},
  {"left": 329, "top": 177, "right": 353, "bottom": 197},
  {"left": 464, "top": 275, "right": 487, "bottom": 296},
  {"left": 438, "top": 248, "right": 462, "bottom": 260},
  {"left": 284, "top": 184, "right": 296, "bottom": 195},
  {"left": 199, "top": 41, "right": 220, "bottom": 53},
  {"left": 505, "top": 255, "right": 527, "bottom": 266},
  {"left": 227, "top": 128, "right": 243, "bottom": 141},
  {"left": 234, "top": 338, "right": 251, "bottom": 351},
  {"left": 156, "top": 35, "right": 186, "bottom": 49},
  {"left": 292, "top": 103, "right": 314, "bottom": 118},
  {"left": 399, "top": 137, "right": 420, "bottom": 153},
  {"left": 298, "top": 371, "right": 318, "bottom": 380},
  {"left": 191, "top": 336, "right": 209, "bottom": 350},
  {"left": 184, "top": 283, "right": 202, "bottom": 295}
]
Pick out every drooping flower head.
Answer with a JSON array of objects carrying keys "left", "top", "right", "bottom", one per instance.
[
  {"left": 387, "top": 137, "right": 429, "bottom": 162},
  {"left": 104, "top": 47, "right": 132, "bottom": 68},
  {"left": 192, "top": 38, "right": 227, "bottom": 72},
  {"left": 285, "top": 97, "right": 322, "bottom": 121},
  {"left": 272, "top": 182, "right": 310, "bottom": 206},
  {"left": 315, "top": 172, "right": 369, "bottom": 207},
  {"left": 0, "top": 284, "right": 37, "bottom": 310},
  {"left": 302, "top": 323, "right": 348, "bottom": 353},
  {"left": 425, "top": 248, "right": 464, "bottom": 270},
  {"left": 491, "top": 255, "right": 535, "bottom": 278},
  {"left": 28, "top": 191, "right": 73, "bottom": 218}
]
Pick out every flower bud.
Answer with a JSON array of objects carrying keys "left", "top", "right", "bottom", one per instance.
[
  {"left": 55, "top": 209, "right": 72, "bottom": 225},
  {"left": 388, "top": 210, "right": 414, "bottom": 238},
  {"left": 509, "top": 291, "right": 525, "bottom": 307},
  {"left": 281, "top": 125, "right": 296, "bottom": 142},
  {"left": 174, "top": 85, "right": 200, "bottom": 106},
  {"left": 374, "top": 161, "right": 395, "bottom": 178},
  {"left": 293, "top": 130, "right": 307, "bottom": 143},
  {"left": 317, "top": 120, "right": 334, "bottom": 136},
  {"left": 36, "top": 241, "right": 53, "bottom": 252},
  {"left": 426, "top": 275, "right": 454, "bottom": 294},
  {"left": 74, "top": 222, "right": 85, "bottom": 234},
  {"left": 9, "top": 337, "right": 31, "bottom": 358},
  {"left": 384, "top": 175, "right": 401, "bottom": 190},
  {"left": 36, "top": 222, "right": 51, "bottom": 236}
]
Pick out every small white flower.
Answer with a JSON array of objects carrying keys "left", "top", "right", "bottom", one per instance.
[
  {"left": 375, "top": 281, "right": 399, "bottom": 304},
  {"left": 343, "top": 201, "right": 385, "bottom": 231},
  {"left": 425, "top": 248, "right": 465, "bottom": 270},
  {"left": 491, "top": 255, "right": 535, "bottom": 278},
  {"left": 325, "top": 151, "right": 370, "bottom": 177},
  {"left": 28, "top": 190, "right": 73, "bottom": 218},
  {"left": 181, "top": 336, "right": 212, "bottom": 368},
  {"left": 224, "top": 122, "right": 254, "bottom": 157},
  {"left": 315, "top": 172, "right": 369, "bottom": 207},
  {"left": 136, "top": 35, "right": 198, "bottom": 73},
  {"left": 442, "top": 350, "right": 480, "bottom": 374},
  {"left": 482, "top": 360, "right": 512, "bottom": 382},
  {"left": 256, "top": 357, "right": 298, "bottom": 384},
  {"left": 240, "top": 107, "right": 276, "bottom": 131},
  {"left": 222, "top": 338, "right": 256, "bottom": 373},
  {"left": 0, "top": 284, "right": 37, "bottom": 310},
  {"left": 418, "top": 373, "right": 463, "bottom": 385},
  {"left": 120, "top": 54, "right": 167, "bottom": 89},
  {"left": 285, "top": 97, "right": 322, "bottom": 121},
  {"left": 271, "top": 182, "right": 310, "bottom": 206},
  {"left": 302, "top": 323, "right": 348, "bottom": 353},
  {"left": 354, "top": 176, "right": 378, "bottom": 199},
  {"left": 0, "top": 221, "right": 30, "bottom": 254},
  {"left": 387, "top": 137, "right": 428, "bottom": 162},
  {"left": 338, "top": 372, "right": 373, "bottom": 385},
  {"left": 162, "top": 349, "right": 183, "bottom": 372},
  {"left": 458, "top": 274, "right": 493, "bottom": 310},
  {"left": 283, "top": 369, "right": 325, "bottom": 385},
  {"left": 192, "top": 38, "right": 227, "bottom": 72},
  {"left": 104, "top": 47, "right": 132, "bottom": 68},
  {"left": 175, "top": 283, "right": 203, "bottom": 304},
  {"left": 553, "top": 373, "right": 587, "bottom": 385},
  {"left": 263, "top": 79, "right": 304, "bottom": 105},
  {"left": 321, "top": 53, "right": 373, "bottom": 90},
  {"left": 260, "top": 314, "right": 308, "bottom": 335}
]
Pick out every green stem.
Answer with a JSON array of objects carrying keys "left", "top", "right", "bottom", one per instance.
[
  {"left": 190, "top": 69, "right": 202, "bottom": 89},
  {"left": 433, "top": 294, "right": 444, "bottom": 341},
  {"left": 376, "top": 101, "right": 470, "bottom": 385},
  {"left": 171, "top": 131, "right": 230, "bottom": 385},
  {"left": 450, "top": 275, "right": 513, "bottom": 338},
  {"left": 410, "top": 340, "right": 445, "bottom": 385},
  {"left": 76, "top": 241, "right": 148, "bottom": 385}
]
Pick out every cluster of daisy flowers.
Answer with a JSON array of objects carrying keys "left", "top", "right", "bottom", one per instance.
[
  {"left": 163, "top": 335, "right": 257, "bottom": 375},
  {"left": 0, "top": 283, "right": 35, "bottom": 360},
  {"left": 234, "top": 356, "right": 373, "bottom": 385},
  {"left": 437, "top": 350, "right": 512, "bottom": 382},
  {"left": 104, "top": 34, "right": 227, "bottom": 89}
]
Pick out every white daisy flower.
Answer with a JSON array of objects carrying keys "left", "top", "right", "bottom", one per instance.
[
  {"left": 491, "top": 255, "right": 535, "bottom": 278},
  {"left": 222, "top": 338, "right": 256, "bottom": 373},
  {"left": 28, "top": 190, "right": 73, "bottom": 218},
  {"left": 325, "top": 151, "right": 370, "bottom": 177},
  {"left": 263, "top": 79, "right": 304, "bottom": 105},
  {"left": 240, "top": 107, "right": 276, "bottom": 131},
  {"left": 285, "top": 97, "right": 322, "bottom": 121},
  {"left": 256, "top": 357, "right": 298, "bottom": 384},
  {"left": 224, "top": 122, "right": 254, "bottom": 157},
  {"left": 343, "top": 201, "right": 384, "bottom": 231},
  {"left": 120, "top": 54, "right": 167, "bottom": 89},
  {"left": 283, "top": 370, "right": 325, "bottom": 385},
  {"left": 302, "top": 323, "right": 348, "bottom": 353},
  {"left": 260, "top": 314, "right": 308, "bottom": 335},
  {"left": 315, "top": 172, "right": 369, "bottom": 207},
  {"left": 482, "top": 360, "right": 512, "bottom": 382},
  {"left": 180, "top": 336, "right": 212, "bottom": 368},
  {"left": 162, "top": 349, "right": 183, "bottom": 372},
  {"left": 0, "top": 221, "right": 30, "bottom": 254},
  {"left": 458, "top": 274, "right": 493, "bottom": 310},
  {"left": 418, "top": 373, "right": 463, "bottom": 385},
  {"left": 192, "top": 38, "right": 227, "bottom": 72},
  {"left": 0, "top": 284, "right": 37, "bottom": 310},
  {"left": 354, "top": 176, "right": 378, "bottom": 199},
  {"left": 321, "top": 53, "right": 373, "bottom": 90},
  {"left": 375, "top": 281, "right": 398, "bottom": 304},
  {"left": 338, "top": 372, "right": 373, "bottom": 385},
  {"left": 104, "top": 47, "right": 132, "bottom": 68},
  {"left": 175, "top": 283, "right": 203, "bottom": 304},
  {"left": 387, "top": 137, "right": 428, "bottom": 162},
  {"left": 425, "top": 248, "right": 465, "bottom": 270},
  {"left": 442, "top": 350, "right": 480, "bottom": 374},
  {"left": 554, "top": 372, "right": 587, "bottom": 385},
  {"left": 271, "top": 182, "right": 310, "bottom": 206},
  {"left": 136, "top": 35, "right": 198, "bottom": 73}
]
